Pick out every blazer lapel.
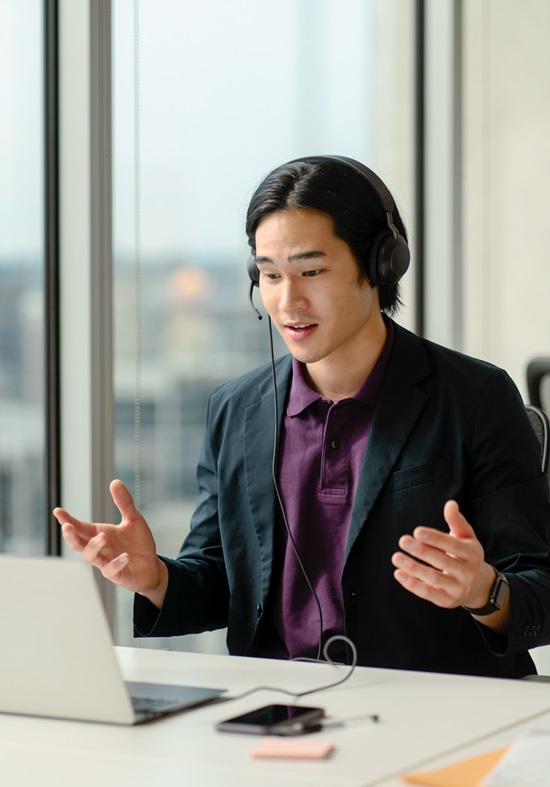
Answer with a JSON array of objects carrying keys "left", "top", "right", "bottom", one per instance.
[
  {"left": 244, "top": 356, "right": 293, "bottom": 594},
  {"left": 345, "top": 325, "right": 431, "bottom": 560}
]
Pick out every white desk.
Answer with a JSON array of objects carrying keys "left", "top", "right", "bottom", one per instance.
[{"left": 2, "top": 646, "right": 550, "bottom": 787}]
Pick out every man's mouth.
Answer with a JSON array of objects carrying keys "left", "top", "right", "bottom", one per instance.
[{"left": 284, "top": 323, "right": 317, "bottom": 339}]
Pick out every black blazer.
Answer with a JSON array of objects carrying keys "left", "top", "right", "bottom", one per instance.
[{"left": 135, "top": 321, "right": 550, "bottom": 678}]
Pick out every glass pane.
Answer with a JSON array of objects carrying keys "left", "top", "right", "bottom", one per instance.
[
  {"left": 0, "top": 1, "right": 45, "bottom": 554},
  {"left": 112, "top": 0, "right": 412, "bottom": 650}
]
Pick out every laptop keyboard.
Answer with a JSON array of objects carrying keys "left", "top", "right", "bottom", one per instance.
[
  {"left": 126, "top": 681, "right": 225, "bottom": 719},
  {"left": 131, "top": 695, "right": 182, "bottom": 714}
]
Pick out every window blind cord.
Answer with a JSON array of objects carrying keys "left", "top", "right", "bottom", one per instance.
[{"left": 133, "top": 0, "right": 142, "bottom": 511}]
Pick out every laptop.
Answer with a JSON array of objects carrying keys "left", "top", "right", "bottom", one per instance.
[{"left": 0, "top": 554, "right": 225, "bottom": 724}]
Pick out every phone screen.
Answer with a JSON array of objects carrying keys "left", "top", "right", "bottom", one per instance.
[{"left": 215, "top": 704, "right": 325, "bottom": 734}]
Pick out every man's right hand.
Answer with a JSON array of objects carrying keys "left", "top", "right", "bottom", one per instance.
[{"left": 53, "top": 479, "right": 168, "bottom": 609}]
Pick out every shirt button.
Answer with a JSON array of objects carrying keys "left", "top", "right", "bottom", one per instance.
[{"left": 330, "top": 439, "right": 340, "bottom": 449}]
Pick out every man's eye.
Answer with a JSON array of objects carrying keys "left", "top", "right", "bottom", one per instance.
[
  {"left": 263, "top": 272, "right": 280, "bottom": 280},
  {"left": 303, "top": 270, "right": 321, "bottom": 277}
]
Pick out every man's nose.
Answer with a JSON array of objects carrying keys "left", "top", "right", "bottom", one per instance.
[{"left": 278, "top": 278, "right": 307, "bottom": 311}]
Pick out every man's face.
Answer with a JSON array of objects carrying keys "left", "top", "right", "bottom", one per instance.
[{"left": 255, "top": 207, "right": 382, "bottom": 372}]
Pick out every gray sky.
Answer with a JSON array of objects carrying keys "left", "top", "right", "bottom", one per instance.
[
  {"left": 0, "top": 0, "right": 42, "bottom": 260},
  {"left": 1, "top": 0, "right": 372, "bottom": 263}
]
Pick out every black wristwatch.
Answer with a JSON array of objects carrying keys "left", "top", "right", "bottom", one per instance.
[{"left": 462, "top": 569, "right": 510, "bottom": 616}]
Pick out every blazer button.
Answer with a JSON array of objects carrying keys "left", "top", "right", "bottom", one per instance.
[{"left": 256, "top": 604, "right": 263, "bottom": 618}]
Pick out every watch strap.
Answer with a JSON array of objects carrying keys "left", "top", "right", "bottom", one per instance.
[{"left": 462, "top": 569, "right": 509, "bottom": 616}]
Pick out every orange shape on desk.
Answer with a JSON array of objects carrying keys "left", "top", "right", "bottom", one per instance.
[
  {"left": 401, "top": 746, "right": 508, "bottom": 787},
  {"left": 250, "top": 737, "right": 334, "bottom": 760}
]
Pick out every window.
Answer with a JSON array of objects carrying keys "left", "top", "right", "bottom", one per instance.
[
  {"left": 0, "top": 1, "right": 46, "bottom": 554},
  {"left": 112, "top": 0, "right": 415, "bottom": 650}
]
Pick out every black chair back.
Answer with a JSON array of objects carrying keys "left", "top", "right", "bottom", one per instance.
[
  {"left": 525, "top": 404, "right": 550, "bottom": 478},
  {"left": 527, "top": 358, "right": 550, "bottom": 413}
]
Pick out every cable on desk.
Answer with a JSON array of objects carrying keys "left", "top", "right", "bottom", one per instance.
[{"left": 220, "top": 635, "right": 359, "bottom": 705}]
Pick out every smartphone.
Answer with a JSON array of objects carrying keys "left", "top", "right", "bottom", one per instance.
[{"left": 215, "top": 703, "right": 325, "bottom": 735}]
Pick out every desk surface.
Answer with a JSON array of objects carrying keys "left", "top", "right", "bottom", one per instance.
[{"left": 2, "top": 646, "right": 550, "bottom": 787}]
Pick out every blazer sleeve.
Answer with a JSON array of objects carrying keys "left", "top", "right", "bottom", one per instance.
[
  {"left": 463, "top": 368, "right": 550, "bottom": 655},
  {"left": 134, "top": 393, "right": 230, "bottom": 638}
]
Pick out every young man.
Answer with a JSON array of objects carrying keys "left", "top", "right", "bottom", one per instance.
[{"left": 54, "top": 156, "right": 550, "bottom": 678}]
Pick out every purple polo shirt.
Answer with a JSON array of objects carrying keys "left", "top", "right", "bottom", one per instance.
[{"left": 269, "top": 319, "right": 394, "bottom": 660}]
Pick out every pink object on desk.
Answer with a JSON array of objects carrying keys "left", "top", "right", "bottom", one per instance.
[{"left": 250, "top": 738, "right": 335, "bottom": 760}]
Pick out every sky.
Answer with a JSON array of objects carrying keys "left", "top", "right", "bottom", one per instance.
[
  {"left": 1, "top": 0, "right": 372, "bottom": 264},
  {"left": 0, "top": 0, "right": 42, "bottom": 261}
]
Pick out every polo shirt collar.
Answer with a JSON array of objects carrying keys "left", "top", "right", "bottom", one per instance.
[{"left": 286, "top": 316, "right": 395, "bottom": 416}]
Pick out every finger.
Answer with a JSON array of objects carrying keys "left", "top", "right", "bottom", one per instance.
[
  {"left": 60, "top": 522, "right": 94, "bottom": 553},
  {"left": 393, "top": 566, "right": 454, "bottom": 607},
  {"left": 443, "top": 499, "right": 475, "bottom": 539},
  {"left": 397, "top": 535, "right": 464, "bottom": 573},
  {"left": 392, "top": 551, "right": 457, "bottom": 593},
  {"left": 110, "top": 480, "right": 140, "bottom": 522},
  {"left": 400, "top": 529, "right": 472, "bottom": 563},
  {"left": 53, "top": 506, "right": 78, "bottom": 526},
  {"left": 53, "top": 507, "right": 98, "bottom": 537},
  {"left": 101, "top": 553, "right": 130, "bottom": 583},
  {"left": 60, "top": 519, "right": 103, "bottom": 552},
  {"left": 81, "top": 531, "right": 110, "bottom": 567}
]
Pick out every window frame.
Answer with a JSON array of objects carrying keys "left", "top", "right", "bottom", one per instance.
[{"left": 44, "top": 0, "right": 62, "bottom": 555}]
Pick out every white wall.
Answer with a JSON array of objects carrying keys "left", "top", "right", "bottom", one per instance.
[
  {"left": 462, "top": 0, "right": 550, "bottom": 673},
  {"left": 462, "top": 0, "right": 550, "bottom": 398}
]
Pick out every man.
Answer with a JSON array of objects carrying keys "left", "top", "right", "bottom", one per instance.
[{"left": 54, "top": 155, "right": 550, "bottom": 678}]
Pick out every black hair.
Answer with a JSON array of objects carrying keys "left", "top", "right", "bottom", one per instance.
[{"left": 245, "top": 157, "right": 408, "bottom": 315}]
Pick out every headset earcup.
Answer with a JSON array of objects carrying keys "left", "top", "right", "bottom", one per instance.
[
  {"left": 366, "top": 230, "right": 389, "bottom": 284},
  {"left": 367, "top": 231, "right": 410, "bottom": 285},
  {"left": 247, "top": 256, "right": 260, "bottom": 286}
]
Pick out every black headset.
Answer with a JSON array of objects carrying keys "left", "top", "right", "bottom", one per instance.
[{"left": 247, "top": 154, "right": 410, "bottom": 289}]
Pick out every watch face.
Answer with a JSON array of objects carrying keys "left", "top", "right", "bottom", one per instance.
[{"left": 493, "top": 577, "right": 509, "bottom": 609}]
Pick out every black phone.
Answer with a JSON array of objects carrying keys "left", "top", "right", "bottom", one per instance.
[{"left": 215, "top": 703, "right": 325, "bottom": 735}]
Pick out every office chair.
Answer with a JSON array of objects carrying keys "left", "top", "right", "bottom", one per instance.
[
  {"left": 525, "top": 404, "right": 550, "bottom": 480},
  {"left": 522, "top": 404, "right": 550, "bottom": 681},
  {"left": 527, "top": 358, "right": 550, "bottom": 414}
]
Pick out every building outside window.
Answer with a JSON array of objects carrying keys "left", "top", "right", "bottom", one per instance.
[
  {"left": 112, "top": 0, "right": 414, "bottom": 651},
  {"left": 0, "top": 0, "right": 45, "bottom": 555}
]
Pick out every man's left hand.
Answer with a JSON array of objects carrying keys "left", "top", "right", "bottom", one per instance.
[{"left": 391, "top": 500, "right": 497, "bottom": 610}]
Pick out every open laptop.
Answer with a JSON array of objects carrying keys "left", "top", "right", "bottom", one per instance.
[{"left": 0, "top": 554, "right": 225, "bottom": 724}]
